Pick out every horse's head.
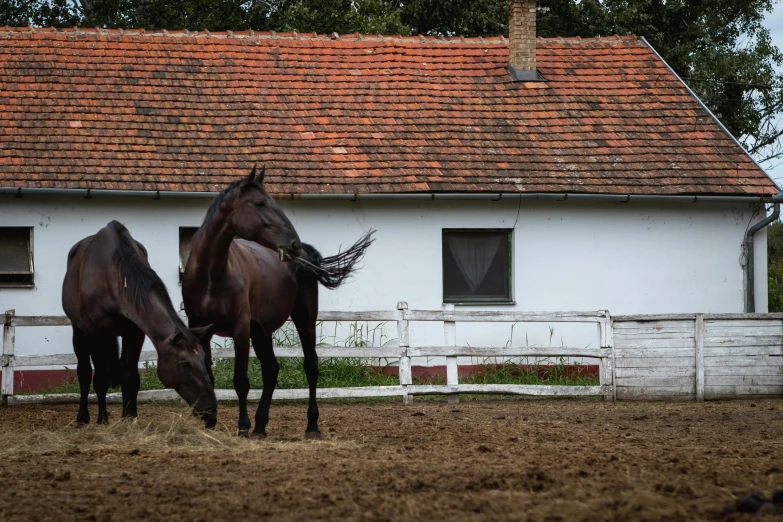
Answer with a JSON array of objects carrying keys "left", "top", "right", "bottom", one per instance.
[
  {"left": 156, "top": 325, "right": 218, "bottom": 428},
  {"left": 224, "top": 166, "right": 302, "bottom": 260}
]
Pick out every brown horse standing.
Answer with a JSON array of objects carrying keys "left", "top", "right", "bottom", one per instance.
[
  {"left": 183, "top": 167, "right": 373, "bottom": 437},
  {"left": 62, "top": 221, "right": 218, "bottom": 427}
]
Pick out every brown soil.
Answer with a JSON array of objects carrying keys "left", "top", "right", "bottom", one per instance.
[{"left": 0, "top": 398, "right": 781, "bottom": 521}]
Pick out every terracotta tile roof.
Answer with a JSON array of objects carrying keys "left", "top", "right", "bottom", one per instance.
[{"left": 0, "top": 27, "right": 777, "bottom": 196}]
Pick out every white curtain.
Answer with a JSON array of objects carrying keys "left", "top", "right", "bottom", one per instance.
[{"left": 445, "top": 234, "right": 503, "bottom": 292}]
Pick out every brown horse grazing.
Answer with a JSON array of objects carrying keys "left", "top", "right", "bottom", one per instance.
[
  {"left": 62, "top": 221, "right": 218, "bottom": 427},
  {"left": 183, "top": 166, "right": 373, "bottom": 438}
]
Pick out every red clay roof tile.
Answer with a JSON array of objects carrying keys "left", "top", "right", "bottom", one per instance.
[{"left": 0, "top": 28, "right": 777, "bottom": 196}]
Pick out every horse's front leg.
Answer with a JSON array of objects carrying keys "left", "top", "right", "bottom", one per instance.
[
  {"left": 232, "top": 323, "right": 252, "bottom": 437},
  {"left": 251, "top": 326, "right": 277, "bottom": 437},
  {"left": 73, "top": 327, "right": 91, "bottom": 425},
  {"left": 120, "top": 327, "right": 144, "bottom": 418}
]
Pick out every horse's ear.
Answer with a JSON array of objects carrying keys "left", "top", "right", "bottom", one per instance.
[
  {"left": 189, "top": 324, "right": 216, "bottom": 342},
  {"left": 171, "top": 331, "right": 185, "bottom": 346},
  {"left": 242, "top": 165, "right": 256, "bottom": 190},
  {"left": 256, "top": 165, "right": 265, "bottom": 185}
]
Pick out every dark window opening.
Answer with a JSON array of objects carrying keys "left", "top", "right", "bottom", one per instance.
[
  {"left": 442, "top": 229, "right": 512, "bottom": 303},
  {"left": 0, "top": 227, "right": 34, "bottom": 286},
  {"left": 179, "top": 227, "right": 199, "bottom": 282}
]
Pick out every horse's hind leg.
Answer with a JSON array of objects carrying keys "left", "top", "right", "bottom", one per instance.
[
  {"left": 92, "top": 335, "right": 119, "bottom": 424},
  {"left": 251, "top": 325, "right": 278, "bottom": 437},
  {"left": 291, "top": 283, "right": 320, "bottom": 438},
  {"left": 232, "top": 323, "right": 252, "bottom": 436},
  {"left": 73, "top": 326, "right": 91, "bottom": 425},
  {"left": 120, "top": 327, "right": 144, "bottom": 418}
]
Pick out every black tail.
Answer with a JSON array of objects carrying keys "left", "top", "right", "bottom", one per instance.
[{"left": 292, "top": 230, "right": 375, "bottom": 289}]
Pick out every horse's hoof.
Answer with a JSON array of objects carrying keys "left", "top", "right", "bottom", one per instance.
[
  {"left": 238, "top": 430, "right": 250, "bottom": 438},
  {"left": 304, "top": 430, "right": 321, "bottom": 440},
  {"left": 97, "top": 416, "right": 109, "bottom": 425},
  {"left": 251, "top": 430, "right": 267, "bottom": 439},
  {"left": 76, "top": 417, "right": 89, "bottom": 426}
]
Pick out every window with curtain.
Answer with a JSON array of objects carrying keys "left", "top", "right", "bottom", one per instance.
[
  {"left": 442, "top": 229, "right": 512, "bottom": 303},
  {"left": 0, "top": 227, "right": 34, "bottom": 286},
  {"left": 179, "top": 227, "right": 199, "bottom": 282}
]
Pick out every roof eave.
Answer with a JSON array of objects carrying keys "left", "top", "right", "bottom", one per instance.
[{"left": 639, "top": 36, "right": 781, "bottom": 193}]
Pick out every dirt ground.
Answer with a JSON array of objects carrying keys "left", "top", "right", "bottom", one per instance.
[{"left": 0, "top": 398, "right": 781, "bottom": 521}]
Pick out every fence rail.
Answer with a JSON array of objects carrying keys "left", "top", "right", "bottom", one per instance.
[
  {"left": 1, "top": 303, "right": 613, "bottom": 405},
  {"left": 5, "top": 305, "right": 781, "bottom": 404}
]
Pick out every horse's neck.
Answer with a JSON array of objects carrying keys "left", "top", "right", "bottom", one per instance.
[
  {"left": 191, "top": 206, "right": 235, "bottom": 280},
  {"left": 125, "top": 294, "right": 181, "bottom": 347}
]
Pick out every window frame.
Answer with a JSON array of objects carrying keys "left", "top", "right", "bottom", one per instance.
[
  {"left": 0, "top": 226, "right": 35, "bottom": 288},
  {"left": 441, "top": 228, "right": 513, "bottom": 305},
  {"left": 178, "top": 226, "right": 199, "bottom": 283}
]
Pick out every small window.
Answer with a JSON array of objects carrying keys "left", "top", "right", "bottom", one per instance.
[
  {"left": 443, "top": 229, "right": 511, "bottom": 303},
  {"left": 0, "top": 227, "right": 34, "bottom": 287},
  {"left": 179, "top": 227, "right": 199, "bottom": 282}
]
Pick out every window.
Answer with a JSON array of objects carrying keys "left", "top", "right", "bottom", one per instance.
[
  {"left": 0, "top": 227, "right": 34, "bottom": 287},
  {"left": 442, "top": 229, "right": 512, "bottom": 303},
  {"left": 179, "top": 227, "right": 198, "bottom": 282}
]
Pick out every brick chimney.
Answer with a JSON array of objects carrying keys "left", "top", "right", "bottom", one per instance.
[{"left": 507, "top": 0, "right": 538, "bottom": 81}]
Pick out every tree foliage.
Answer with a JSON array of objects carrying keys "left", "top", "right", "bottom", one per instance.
[{"left": 2, "top": 0, "right": 782, "bottom": 165}]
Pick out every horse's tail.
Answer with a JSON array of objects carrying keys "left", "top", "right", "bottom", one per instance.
[
  {"left": 291, "top": 230, "right": 375, "bottom": 289},
  {"left": 94, "top": 336, "right": 122, "bottom": 389}
]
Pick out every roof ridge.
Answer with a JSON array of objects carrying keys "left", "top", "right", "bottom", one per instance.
[{"left": 0, "top": 26, "right": 638, "bottom": 44}]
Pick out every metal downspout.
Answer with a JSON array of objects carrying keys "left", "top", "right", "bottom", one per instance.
[{"left": 745, "top": 196, "right": 783, "bottom": 312}]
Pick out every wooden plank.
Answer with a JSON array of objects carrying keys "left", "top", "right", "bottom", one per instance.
[
  {"left": 616, "top": 367, "right": 695, "bottom": 378},
  {"left": 612, "top": 325, "right": 695, "bottom": 335},
  {"left": 2, "top": 310, "right": 16, "bottom": 402},
  {"left": 702, "top": 346, "right": 783, "bottom": 356},
  {"left": 706, "top": 366, "right": 783, "bottom": 377},
  {"left": 13, "top": 316, "right": 72, "bottom": 327},
  {"left": 407, "top": 384, "right": 606, "bottom": 397},
  {"left": 316, "top": 311, "right": 398, "bottom": 322},
  {"left": 617, "top": 376, "right": 694, "bottom": 387},
  {"left": 704, "top": 313, "right": 783, "bottom": 320},
  {"left": 615, "top": 356, "right": 695, "bottom": 368},
  {"left": 705, "top": 385, "right": 783, "bottom": 398},
  {"left": 705, "top": 375, "right": 783, "bottom": 386},
  {"left": 210, "top": 345, "right": 404, "bottom": 360},
  {"left": 617, "top": 387, "right": 695, "bottom": 400},
  {"left": 704, "top": 336, "right": 783, "bottom": 347},
  {"left": 704, "top": 355, "right": 783, "bottom": 367},
  {"left": 705, "top": 314, "right": 783, "bottom": 324},
  {"left": 614, "top": 314, "right": 697, "bottom": 322},
  {"left": 695, "top": 314, "right": 704, "bottom": 402},
  {"left": 614, "top": 320, "right": 694, "bottom": 330},
  {"left": 614, "top": 332, "right": 695, "bottom": 340},
  {"left": 614, "top": 348, "right": 695, "bottom": 358},
  {"left": 613, "top": 338, "right": 695, "bottom": 349},
  {"left": 405, "top": 346, "right": 609, "bottom": 358},
  {"left": 404, "top": 310, "right": 607, "bottom": 323}
]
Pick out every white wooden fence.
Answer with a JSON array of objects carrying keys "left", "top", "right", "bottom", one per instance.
[
  {"left": 3, "top": 307, "right": 781, "bottom": 405},
  {"left": 1, "top": 304, "right": 614, "bottom": 405},
  {"left": 613, "top": 313, "right": 783, "bottom": 400}
]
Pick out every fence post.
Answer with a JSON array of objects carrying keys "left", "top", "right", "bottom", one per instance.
[
  {"left": 2, "top": 310, "right": 16, "bottom": 405},
  {"left": 695, "top": 313, "right": 705, "bottom": 402},
  {"left": 443, "top": 304, "right": 459, "bottom": 404},
  {"left": 397, "top": 302, "right": 412, "bottom": 404},
  {"left": 599, "top": 311, "right": 616, "bottom": 402}
]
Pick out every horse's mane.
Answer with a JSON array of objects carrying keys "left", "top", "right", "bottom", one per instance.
[
  {"left": 202, "top": 179, "right": 244, "bottom": 226},
  {"left": 109, "top": 221, "right": 180, "bottom": 319}
]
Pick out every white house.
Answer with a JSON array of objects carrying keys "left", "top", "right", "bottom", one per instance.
[{"left": 0, "top": 1, "right": 780, "bottom": 388}]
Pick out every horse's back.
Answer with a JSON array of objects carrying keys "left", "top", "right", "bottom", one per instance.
[
  {"left": 62, "top": 221, "right": 145, "bottom": 331},
  {"left": 233, "top": 240, "right": 299, "bottom": 331}
]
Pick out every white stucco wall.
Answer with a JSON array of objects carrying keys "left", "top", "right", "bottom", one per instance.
[{"left": 0, "top": 193, "right": 770, "bottom": 361}]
